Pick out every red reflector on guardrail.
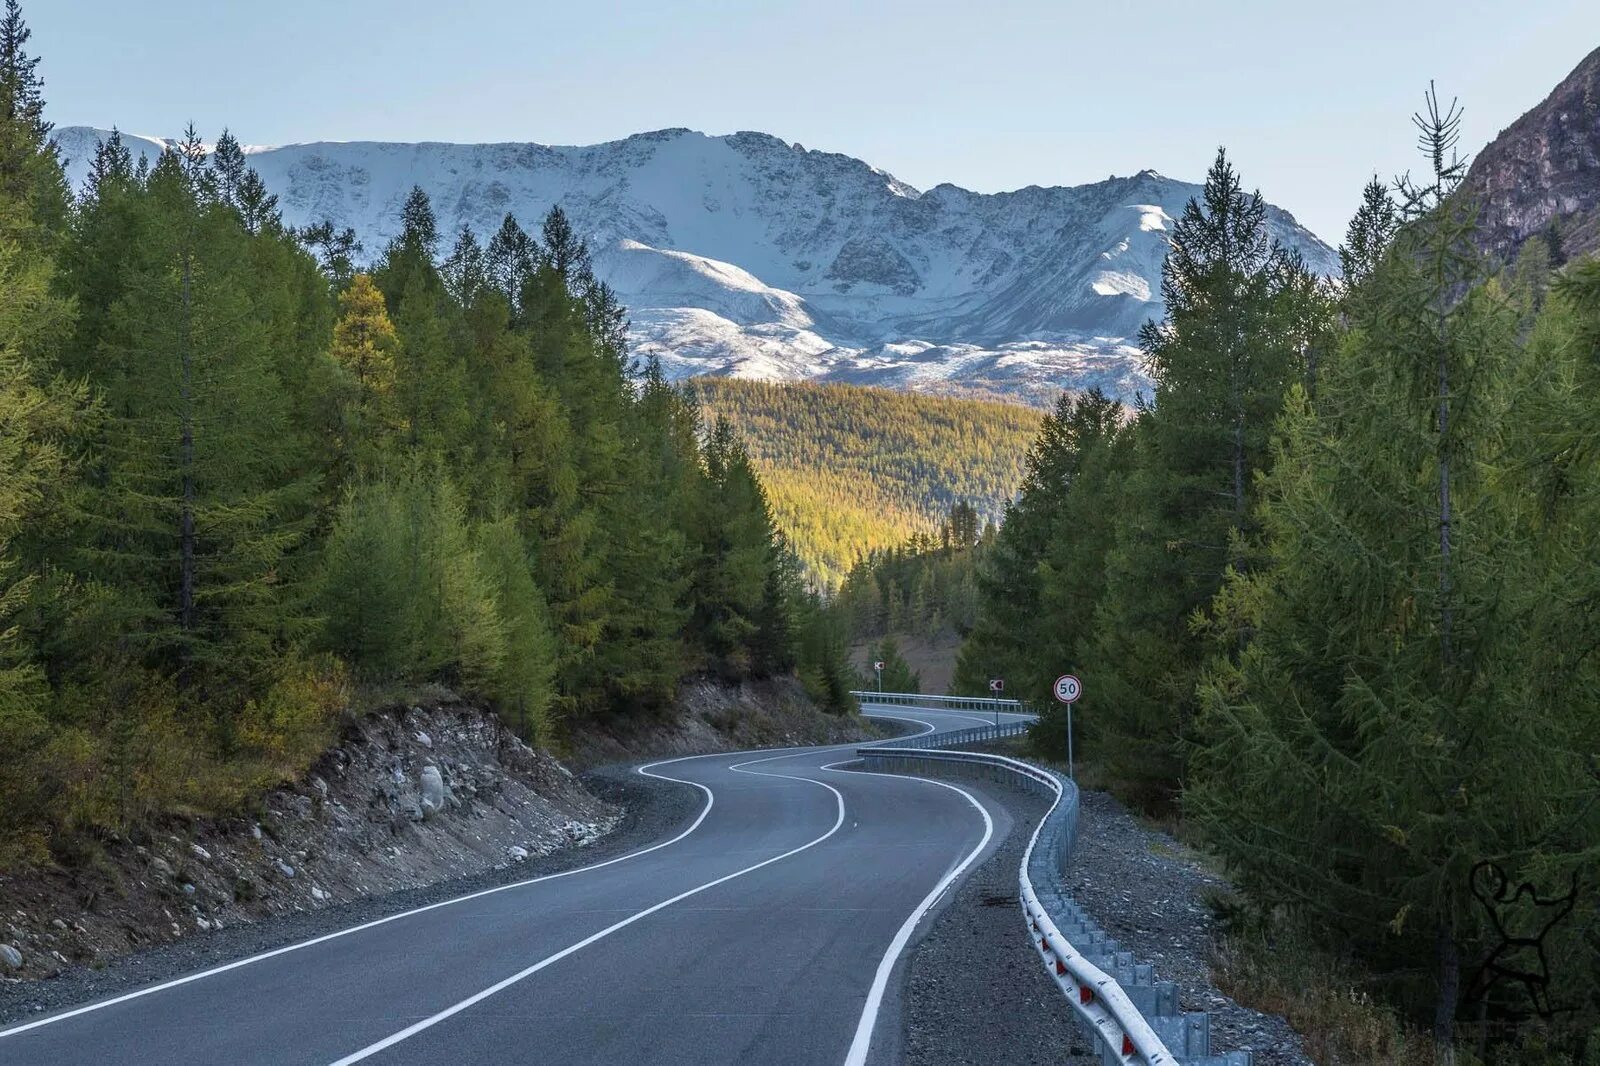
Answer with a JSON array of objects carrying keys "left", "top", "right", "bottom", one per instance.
[
  {"left": 1080, "top": 986, "right": 1093, "bottom": 1005},
  {"left": 1056, "top": 958, "right": 1067, "bottom": 976},
  {"left": 1122, "top": 1034, "right": 1135, "bottom": 1055}
]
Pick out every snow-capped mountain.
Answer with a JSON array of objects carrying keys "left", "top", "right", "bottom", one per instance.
[{"left": 52, "top": 126, "right": 1338, "bottom": 404}]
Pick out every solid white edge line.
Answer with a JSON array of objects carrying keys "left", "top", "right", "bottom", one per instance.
[
  {"left": 0, "top": 743, "right": 795, "bottom": 1042},
  {"left": 824, "top": 760, "right": 996, "bottom": 1066},
  {"left": 326, "top": 761, "right": 850, "bottom": 1065},
  {"left": 0, "top": 768, "right": 717, "bottom": 1042},
  {"left": 0, "top": 706, "right": 967, "bottom": 1045}
]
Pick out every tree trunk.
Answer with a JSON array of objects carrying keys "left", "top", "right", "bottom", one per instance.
[
  {"left": 1232, "top": 413, "right": 1245, "bottom": 526},
  {"left": 177, "top": 238, "right": 196, "bottom": 692},
  {"left": 1438, "top": 342, "right": 1453, "bottom": 666},
  {"left": 1434, "top": 919, "right": 1459, "bottom": 1061}
]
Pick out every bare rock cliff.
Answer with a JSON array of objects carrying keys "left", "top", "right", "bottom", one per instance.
[{"left": 1462, "top": 46, "right": 1600, "bottom": 263}]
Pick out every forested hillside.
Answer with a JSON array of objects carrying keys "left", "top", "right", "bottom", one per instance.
[
  {"left": 686, "top": 378, "right": 1043, "bottom": 587},
  {"left": 957, "top": 101, "right": 1600, "bottom": 1059},
  {"left": 0, "top": 2, "right": 857, "bottom": 866}
]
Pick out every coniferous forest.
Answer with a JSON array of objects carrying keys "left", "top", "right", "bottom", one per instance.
[
  {"left": 0, "top": 4, "right": 857, "bottom": 865},
  {"left": 5, "top": 0, "right": 1599, "bottom": 1055},
  {"left": 686, "top": 378, "right": 1042, "bottom": 589},
  {"left": 940, "top": 101, "right": 1600, "bottom": 1057}
]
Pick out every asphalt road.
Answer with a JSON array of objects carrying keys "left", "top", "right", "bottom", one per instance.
[{"left": 0, "top": 706, "right": 1034, "bottom": 1065}]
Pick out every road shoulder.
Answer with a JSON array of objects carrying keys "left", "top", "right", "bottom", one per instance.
[
  {"left": 0, "top": 767, "right": 699, "bottom": 1029},
  {"left": 899, "top": 784, "right": 1096, "bottom": 1065}
]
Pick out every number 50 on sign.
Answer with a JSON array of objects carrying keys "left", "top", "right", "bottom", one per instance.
[{"left": 1054, "top": 674, "right": 1081, "bottom": 703}]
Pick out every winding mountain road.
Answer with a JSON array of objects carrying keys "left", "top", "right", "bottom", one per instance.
[{"left": 0, "top": 706, "right": 1034, "bottom": 1065}]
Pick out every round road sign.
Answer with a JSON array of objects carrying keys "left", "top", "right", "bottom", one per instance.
[{"left": 1053, "top": 674, "right": 1082, "bottom": 704}]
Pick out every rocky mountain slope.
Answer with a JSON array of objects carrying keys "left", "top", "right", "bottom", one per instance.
[
  {"left": 51, "top": 126, "right": 1337, "bottom": 403},
  {"left": 1461, "top": 45, "right": 1600, "bottom": 264}
]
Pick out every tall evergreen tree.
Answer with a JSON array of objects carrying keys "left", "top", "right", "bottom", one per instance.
[
  {"left": 541, "top": 204, "right": 590, "bottom": 285},
  {"left": 66, "top": 145, "right": 314, "bottom": 710},
  {"left": 0, "top": 0, "right": 62, "bottom": 236},
  {"left": 1187, "top": 88, "right": 1600, "bottom": 1050},
  {"left": 486, "top": 213, "right": 537, "bottom": 316},
  {"left": 441, "top": 224, "right": 487, "bottom": 306},
  {"left": 1087, "top": 150, "right": 1320, "bottom": 795},
  {"left": 297, "top": 219, "right": 362, "bottom": 289},
  {"left": 0, "top": 58, "right": 83, "bottom": 854},
  {"left": 956, "top": 388, "right": 1124, "bottom": 703},
  {"left": 1340, "top": 177, "right": 1400, "bottom": 287}
]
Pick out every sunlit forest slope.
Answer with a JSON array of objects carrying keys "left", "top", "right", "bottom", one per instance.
[{"left": 686, "top": 379, "right": 1045, "bottom": 587}]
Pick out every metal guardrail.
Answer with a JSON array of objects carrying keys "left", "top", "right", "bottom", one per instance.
[
  {"left": 856, "top": 724, "right": 1250, "bottom": 1066},
  {"left": 873, "top": 721, "right": 1031, "bottom": 750},
  {"left": 851, "top": 690, "right": 1026, "bottom": 714}
]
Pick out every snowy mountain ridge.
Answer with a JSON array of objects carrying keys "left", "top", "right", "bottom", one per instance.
[{"left": 52, "top": 125, "right": 1339, "bottom": 404}]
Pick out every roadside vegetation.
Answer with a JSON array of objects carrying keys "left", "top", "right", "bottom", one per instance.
[
  {"left": 944, "top": 92, "right": 1600, "bottom": 1060},
  {"left": 0, "top": 2, "right": 857, "bottom": 868}
]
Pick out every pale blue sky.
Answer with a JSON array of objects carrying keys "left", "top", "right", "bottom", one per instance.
[{"left": 31, "top": 0, "right": 1600, "bottom": 243}]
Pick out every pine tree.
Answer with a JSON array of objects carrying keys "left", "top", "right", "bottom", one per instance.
[
  {"left": 1339, "top": 177, "right": 1400, "bottom": 287},
  {"left": 0, "top": 0, "right": 63, "bottom": 239},
  {"left": 870, "top": 635, "right": 919, "bottom": 693},
  {"left": 1541, "top": 216, "right": 1566, "bottom": 268},
  {"left": 750, "top": 534, "right": 800, "bottom": 677},
  {"left": 1187, "top": 88, "right": 1593, "bottom": 1050},
  {"left": 486, "top": 213, "right": 537, "bottom": 315},
  {"left": 211, "top": 130, "right": 247, "bottom": 207},
  {"left": 0, "top": 83, "right": 84, "bottom": 855},
  {"left": 67, "top": 145, "right": 314, "bottom": 711},
  {"left": 958, "top": 388, "right": 1124, "bottom": 703},
  {"left": 686, "top": 419, "right": 750, "bottom": 678},
  {"left": 1087, "top": 149, "right": 1320, "bottom": 795},
  {"left": 298, "top": 220, "right": 362, "bottom": 289},
  {"left": 441, "top": 224, "right": 487, "bottom": 306},
  {"left": 328, "top": 273, "right": 402, "bottom": 477},
  {"left": 399, "top": 185, "right": 437, "bottom": 258},
  {"left": 541, "top": 205, "right": 590, "bottom": 285}
]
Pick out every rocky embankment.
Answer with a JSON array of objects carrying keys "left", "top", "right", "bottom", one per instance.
[
  {"left": 0, "top": 698, "right": 615, "bottom": 982},
  {"left": 0, "top": 680, "right": 876, "bottom": 987}
]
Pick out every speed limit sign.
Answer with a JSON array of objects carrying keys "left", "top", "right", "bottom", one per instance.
[{"left": 1053, "top": 674, "right": 1082, "bottom": 704}]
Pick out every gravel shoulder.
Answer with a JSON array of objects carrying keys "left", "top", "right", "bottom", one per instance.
[
  {"left": 901, "top": 771, "right": 1314, "bottom": 1066},
  {"left": 1064, "top": 788, "right": 1313, "bottom": 1065},
  {"left": 901, "top": 785, "right": 1097, "bottom": 1066},
  {"left": 0, "top": 766, "right": 699, "bottom": 1028}
]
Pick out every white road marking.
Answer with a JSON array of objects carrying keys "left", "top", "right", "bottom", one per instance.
[
  {"left": 0, "top": 772, "right": 719, "bottom": 1042},
  {"left": 325, "top": 768, "right": 850, "bottom": 1064},
  {"left": 824, "top": 761, "right": 997, "bottom": 1066},
  {"left": 0, "top": 704, "right": 989, "bottom": 1050}
]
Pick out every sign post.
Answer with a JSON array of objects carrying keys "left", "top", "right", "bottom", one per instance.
[
  {"left": 1053, "top": 674, "right": 1082, "bottom": 779},
  {"left": 988, "top": 678, "right": 1004, "bottom": 727},
  {"left": 874, "top": 661, "right": 884, "bottom": 693}
]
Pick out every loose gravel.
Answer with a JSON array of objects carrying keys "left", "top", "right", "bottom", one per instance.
[
  {"left": 902, "top": 775, "right": 1313, "bottom": 1066},
  {"left": 902, "top": 786, "right": 1097, "bottom": 1065},
  {"left": 0, "top": 767, "right": 701, "bottom": 1028},
  {"left": 1064, "top": 789, "right": 1313, "bottom": 1065}
]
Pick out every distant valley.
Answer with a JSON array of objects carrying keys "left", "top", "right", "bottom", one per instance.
[{"left": 688, "top": 379, "right": 1042, "bottom": 586}]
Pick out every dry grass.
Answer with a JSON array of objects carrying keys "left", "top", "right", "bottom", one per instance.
[{"left": 1210, "top": 926, "right": 1450, "bottom": 1065}]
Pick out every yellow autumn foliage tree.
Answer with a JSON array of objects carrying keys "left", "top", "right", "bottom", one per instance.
[{"left": 330, "top": 272, "right": 402, "bottom": 468}]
